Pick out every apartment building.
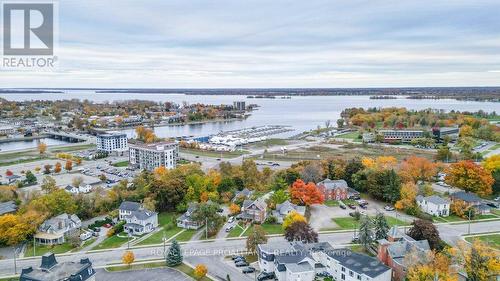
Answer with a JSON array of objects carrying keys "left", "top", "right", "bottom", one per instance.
[
  {"left": 378, "top": 129, "right": 424, "bottom": 143},
  {"left": 96, "top": 131, "right": 128, "bottom": 153},
  {"left": 129, "top": 141, "right": 179, "bottom": 171}
]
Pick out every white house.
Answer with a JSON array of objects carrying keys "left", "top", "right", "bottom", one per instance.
[
  {"left": 258, "top": 242, "right": 391, "bottom": 281},
  {"left": 34, "top": 214, "right": 82, "bottom": 245},
  {"left": 118, "top": 201, "right": 158, "bottom": 235},
  {"left": 123, "top": 209, "right": 158, "bottom": 235},
  {"left": 416, "top": 195, "right": 450, "bottom": 217}
]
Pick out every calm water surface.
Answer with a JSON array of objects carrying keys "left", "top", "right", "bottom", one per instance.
[{"left": 1, "top": 90, "right": 499, "bottom": 139}]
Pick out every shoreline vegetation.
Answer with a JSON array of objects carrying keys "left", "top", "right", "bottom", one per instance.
[{"left": 1, "top": 87, "right": 499, "bottom": 101}]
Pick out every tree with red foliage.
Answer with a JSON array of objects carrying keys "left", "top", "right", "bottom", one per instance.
[{"left": 289, "top": 179, "right": 324, "bottom": 206}]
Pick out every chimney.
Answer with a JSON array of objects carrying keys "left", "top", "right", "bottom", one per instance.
[{"left": 40, "top": 252, "right": 57, "bottom": 270}]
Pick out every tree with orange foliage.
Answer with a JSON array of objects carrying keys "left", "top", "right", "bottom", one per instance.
[
  {"left": 37, "top": 142, "right": 47, "bottom": 154},
  {"left": 399, "top": 156, "right": 439, "bottom": 183},
  {"left": 406, "top": 251, "right": 457, "bottom": 281},
  {"left": 229, "top": 203, "right": 240, "bottom": 215},
  {"left": 64, "top": 160, "right": 73, "bottom": 171},
  {"left": 153, "top": 166, "right": 167, "bottom": 176},
  {"left": 54, "top": 162, "right": 62, "bottom": 173},
  {"left": 122, "top": 251, "right": 135, "bottom": 267},
  {"left": 445, "top": 161, "right": 494, "bottom": 196},
  {"left": 194, "top": 264, "right": 208, "bottom": 279},
  {"left": 450, "top": 200, "right": 471, "bottom": 219},
  {"left": 289, "top": 179, "right": 324, "bottom": 206}
]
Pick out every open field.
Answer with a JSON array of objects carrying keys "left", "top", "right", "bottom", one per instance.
[
  {"left": 180, "top": 148, "right": 249, "bottom": 158},
  {"left": 242, "top": 223, "right": 284, "bottom": 236},
  {"left": 335, "top": 132, "right": 362, "bottom": 142},
  {"left": 252, "top": 143, "right": 436, "bottom": 162}
]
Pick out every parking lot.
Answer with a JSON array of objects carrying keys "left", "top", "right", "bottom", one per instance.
[{"left": 80, "top": 163, "right": 138, "bottom": 187}]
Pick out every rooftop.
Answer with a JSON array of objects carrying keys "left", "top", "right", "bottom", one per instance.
[
  {"left": 0, "top": 201, "right": 17, "bottom": 216},
  {"left": 20, "top": 253, "right": 95, "bottom": 281}
]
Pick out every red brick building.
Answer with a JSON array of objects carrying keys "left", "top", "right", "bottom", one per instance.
[{"left": 316, "top": 179, "right": 349, "bottom": 200}]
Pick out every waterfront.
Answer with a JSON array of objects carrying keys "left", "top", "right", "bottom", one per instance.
[
  {"left": 1, "top": 90, "right": 499, "bottom": 140},
  {"left": 0, "top": 137, "right": 70, "bottom": 152}
]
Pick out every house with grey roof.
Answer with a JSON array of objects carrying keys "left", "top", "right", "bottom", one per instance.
[
  {"left": 450, "top": 191, "right": 491, "bottom": 215},
  {"left": 0, "top": 201, "right": 17, "bottom": 216},
  {"left": 377, "top": 227, "right": 430, "bottom": 281},
  {"left": 177, "top": 203, "right": 204, "bottom": 229},
  {"left": 20, "top": 252, "right": 96, "bottom": 281},
  {"left": 35, "top": 213, "right": 82, "bottom": 245},
  {"left": 232, "top": 188, "right": 253, "bottom": 202},
  {"left": 121, "top": 207, "right": 158, "bottom": 236},
  {"left": 271, "top": 200, "right": 306, "bottom": 223},
  {"left": 237, "top": 197, "right": 267, "bottom": 223},
  {"left": 258, "top": 241, "right": 391, "bottom": 281},
  {"left": 118, "top": 201, "right": 141, "bottom": 220},
  {"left": 416, "top": 195, "right": 450, "bottom": 217}
]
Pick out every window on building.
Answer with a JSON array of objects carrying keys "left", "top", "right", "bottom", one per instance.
[{"left": 341, "top": 273, "right": 345, "bottom": 280}]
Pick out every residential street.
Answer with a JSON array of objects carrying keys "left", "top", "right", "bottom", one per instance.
[{"left": 1, "top": 220, "right": 498, "bottom": 279}]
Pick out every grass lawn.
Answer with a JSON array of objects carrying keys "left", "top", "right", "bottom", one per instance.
[
  {"left": 336, "top": 132, "right": 361, "bottom": 142},
  {"left": 105, "top": 261, "right": 215, "bottom": 280},
  {"left": 173, "top": 229, "right": 197, "bottom": 242},
  {"left": 435, "top": 214, "right": 498, "bottom": 223},
  {"left": 227, "top": 223, "right": 247, "bottom": 238},
  {"left": 333, "top": 216, "right": 408, "bottom": 230},
  {"left": 91, "top": 234, "right": 129, "bottom": 250},
  {"left": 112, "top": 160, "right": 129, "bottom": 167},
  {"left": 243, "top": 223, "right": 284, "bottom": 236},
  {"left": 25, "top": 242, "right": 74, "bottom": 257},
  {"left": 465, "top": 234, "right": 500, "bottom": 250},
  {"left": 324, "top": 200, "right": 339, "bottom": 207},
  {"left": 0, "top": 278, "right": 18, "bottom": 281},
  {"left": 70, "top": 238, "right": 97, "bottom": 252},
  {"left": 137, "top": 212, "right": 185, "bottom": 245}
]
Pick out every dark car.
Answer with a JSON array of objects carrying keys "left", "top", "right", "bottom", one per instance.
[
  {"left": 235, "top": 261, "right": 249, "bottom": 267},
  {"left": 234, "top": 257, "right": 246, "bottom": 262},
  {"left": 348, "top": 204, "right": 356, "bottom": 209},
  {"left": 242, "top": 267, "right": 256, "bottom": 274},
  {"left": 339, "top": 204, "right": 346, "bottom": 209},
  {"left": 257, "top": 272, "right": 276, "bottom": 281},
  {"left": 231, "top": 255, "right": 244, "bottom": 260},
  {"left": 352, "top": 236, "right": 360, "bottom": 243},
  {"left": 359, "top": 204, "right": 367, "bottom": 209},
  {"left": 349, "top": 195, "right": 361, "bottom": 200}
]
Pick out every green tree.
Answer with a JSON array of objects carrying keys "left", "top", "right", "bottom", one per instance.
[
  {"left": 166, "top": 239, "right": 183, "bottom": 266},
  {"left": 358, "top": 215, "right": 374, "bottom": 251},
  {"left": 373, "top": 212, "right": 389, "bottom": 240},
  {"left": 246, "top": 225, "right": 268, "bottom": 252},
  {"left": 268, "top": 190, "right": 289, "bottom": 209},
  {"left": 24, "top": 171, "right": 37, "bottom": 185},
  {"left": 191, "top": 201, "right": 224, "bottom": 236},
  {"left": 40, "top": 176, "right": 57, "bottom": 193},
  {"left": 407, "top": 219, "right": 442, "bottom": 250},
  {"left": 343, "top": 158, "right": 364, "bottom": 187}
]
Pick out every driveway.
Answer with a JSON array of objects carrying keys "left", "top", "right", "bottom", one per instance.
[{"left": 96, "top": 267, "right": 193, "bottom": 281}]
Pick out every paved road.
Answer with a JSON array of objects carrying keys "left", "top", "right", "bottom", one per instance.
[{"left": 2, "top": 220, "right": 499, "bottom": 279}]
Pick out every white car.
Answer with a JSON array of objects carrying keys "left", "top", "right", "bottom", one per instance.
[
  {"left": 384, "top": 205, "right": 395, "bottom": 211},
  {"left": 228, "top": 216, "right": 235, "bottom": 223},
  {"left": 494, "top": 197, "right": 500, "bottom": 202}
]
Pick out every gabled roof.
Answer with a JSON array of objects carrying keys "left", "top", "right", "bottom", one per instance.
[
  {"left": 129, "top": 209, "right": 157, "bottom": 221},
  {"left": 416, "top": 195, "right": 450, "bottom": 205},
  {"left": 451, "top": 191, "right": 481, "bottom": 203},
  {"left": 327, "top": 250, "right": 390, "bottom": 278},
  {"left": 0, "top": 201, "right": 17, "bottom": 216},
  {"left": 243, "top": 198, "right": 266, "bottom": 211},
  {"left": 119, "top": 201, "right": 141, "bottom": 211},
  {"left": 275, "top": 200, "right": 306, "bottom": 216},
  {"left": 317, "top": 179, "right": 349, "bottom": 190}
]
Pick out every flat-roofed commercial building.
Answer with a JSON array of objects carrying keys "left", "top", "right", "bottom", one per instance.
[
  {"left": 378, "top": 129, "right": 424, "bottom": 143},
  {"left": 129, "top": 141, "right": 179, "bottom": 171}
]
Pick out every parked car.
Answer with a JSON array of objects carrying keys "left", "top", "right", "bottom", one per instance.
[
  {"left": 234, "top": 257, "right": 246, "bottom": 263},
  {"left": 257, "top": 272, "right": 276, "bottom": 281},
  {"left": 348, "top": 204, "right": 356, "bottom": 209},
  {"left": 231, "top": 255, "right": 244, "bottom": 260},
  {"left": 359, "top": 204, "right": 367, "bottom": 209},
  {"left": 494, "top": 196, "right": 500, "bottom": 202},
  {"left": 242, "top": 267, "right": 256, "bottom": 274},
  {"left": 225, "top": 225, "right": 234, "bottom": 232},
  {"left": 228, "top": 216, "right": 235, "bottom": 223},
  {"left": 349, "top": 195, "right": 361, "bottom": 200},
  {"left": 235, "top": 261, "right": 249, "bottom": 267},
  {"left": 384, "top": 205, "right": 395, "bottom": 211},
  {"left": 339, "top": 204, "right": 346, "bottom": 210}
]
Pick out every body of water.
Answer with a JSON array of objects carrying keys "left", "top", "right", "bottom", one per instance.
[
  {"left": 1, "top": 90, "right": 499, "bottom": 139},
  {"left": 0, "top": 137, "right": 70, "bottom": 152}
]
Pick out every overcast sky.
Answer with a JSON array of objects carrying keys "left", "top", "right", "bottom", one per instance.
[{"left": 2, "top": 0, "right": 500, "bottom": 88}]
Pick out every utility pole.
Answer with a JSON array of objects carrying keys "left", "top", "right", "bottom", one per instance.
[
  {"left": 205, "top": 217, "right": 208, "bottom": 239},
  {"left": 468, "top": 208, "right": 472, "bottom": 235},
  {"left": 13, "top": 247, "right": 17, "bottom": 275},
  {"left": 163, "top": 231, "right": 167, "bottom": 258},
  {"left": 33, "top": 236, "right": 36, "bottom": 257}
]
